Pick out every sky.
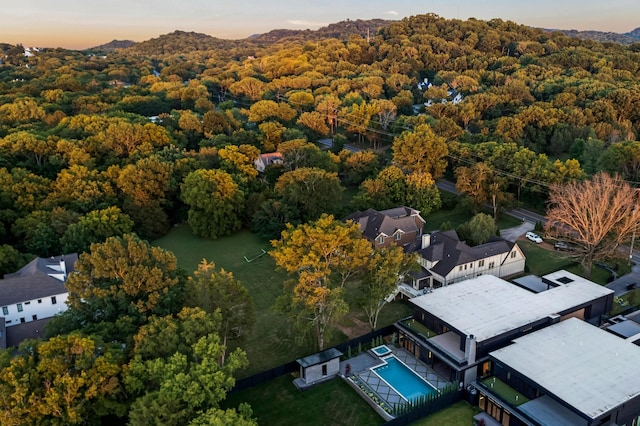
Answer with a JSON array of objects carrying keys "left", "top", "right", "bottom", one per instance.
[{"left": 3, "top": 0, "right": 640, "bottom": 50}]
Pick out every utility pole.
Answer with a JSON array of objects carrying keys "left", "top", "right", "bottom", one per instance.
[{"left": 629, "top": 189, "right": 640, "bottom": 266}]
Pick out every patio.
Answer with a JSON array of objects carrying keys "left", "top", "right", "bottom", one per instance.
[{"left": 343, "top": 346, "right": 452, "bottom": 412}]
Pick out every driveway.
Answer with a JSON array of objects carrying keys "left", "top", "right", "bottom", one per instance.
[
  {"left": 500, "top": 221, "right": 535, "bottom": 243},
  {"left": 606, "top": 262, "right": 640, "bottom": 296}
]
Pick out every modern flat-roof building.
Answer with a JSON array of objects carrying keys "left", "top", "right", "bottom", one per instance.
[
  {"left": 395, "top": 271, "right": 613, "bottom": 388},
  {"left": 477, "top": 318, "right": 640, "bottom": 426}
]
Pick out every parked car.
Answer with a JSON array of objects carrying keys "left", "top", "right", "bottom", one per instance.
[
  {"left": 554, "top": 241, "right": 574, "bottom": 251},
  {"left": 526, "top": 232, "right": 543, "bottom": 243}
]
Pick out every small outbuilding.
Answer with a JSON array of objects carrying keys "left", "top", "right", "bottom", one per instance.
[{"left": 294, "top": 348, "right": 343, "bottom": 390}]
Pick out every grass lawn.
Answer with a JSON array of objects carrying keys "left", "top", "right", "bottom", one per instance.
[
  {"left": 411, "top": 401, "right": 481, "bottom": 426},
  {"left": 224, "top": 375, "right": 384, "bottom": 426},
  {"left": 518, "top": 240, "right": 576, "bottom": 276},
  {"left": 518, "top": 238, "right": 631, "bottom": 285},
  {"left": 154, "top": 224, "right": 412, "bottom": 377},
  {"left": 425, "top": 208, "right": 472, "bottom": 232}
]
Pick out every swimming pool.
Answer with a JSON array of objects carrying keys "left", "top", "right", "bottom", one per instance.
[
  {"left": 371, "top": 345, "right": 392, "bottom": 357},
  {"left": 372, "top": 356, "right": 438, "bottom": 401}
]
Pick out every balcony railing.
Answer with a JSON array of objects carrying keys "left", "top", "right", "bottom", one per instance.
[
  {"left": 397, "top": 319, "right": 467, "bottom": 367},
  {"left": 477, "top": 376, "right": 529, "bottom": 407}
]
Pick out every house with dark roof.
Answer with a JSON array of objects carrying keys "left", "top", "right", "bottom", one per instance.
[
  {"left": 345, "top": 206, "right": 426, "bottom": 250},
  {"left": 0, "top": 254, "right": 78, "bottom": 348},
  {"left": 406, "top": 230, "right": 525, "bottom": 293}
]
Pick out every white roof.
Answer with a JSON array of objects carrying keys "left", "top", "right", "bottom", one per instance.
[
  {"left": 491, "top": 318, "right": 640, "bottom": 419},
  {"left": 409, "top": 272, "right": 612, "bottom": 342}
]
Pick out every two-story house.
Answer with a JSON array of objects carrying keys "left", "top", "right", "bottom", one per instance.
[
  {"left": 395, "top": 271, "right": 613, "bottom": 389},
  {"left": 408, "top": 229, "right": 525, "bottom": 292},
  {"left": 345, "top": 206, "right": 426, "bottom": 250},
  {"left": 0, "top": 254, "right": 77, "bottom": 348},
  {"left": 479, "top": 318, "right": 640, "bottom": 426}
]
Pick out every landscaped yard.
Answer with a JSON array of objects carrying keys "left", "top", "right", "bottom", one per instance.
[
  {"left": 224, "top": 375, "right": 384, "bottom": 426},
  {"left": 518, "top": 240, "right": 575, "bottom": 276},
  {"left": 518, "top": 239, "right": 631, "bottom": 285},
  {"left": 410, "top": 401, "right": 481, "bottom": 426},
  {"left": 154, "top": 224, "right": 412, "bottom": 377}
]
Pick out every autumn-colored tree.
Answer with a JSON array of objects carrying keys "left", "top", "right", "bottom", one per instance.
[
  {"left": 65, "top": 234, "right": 185, "bottom": 336},
  {"left": 271, "top": 214, "right": 372, "bottom": 349},
  {"left": 405, "top": 171, "right": 442, "bottom": 217},
  {"left": 0, "top": 334, "right": 125, "bottom": 426},
  {"left": 181, "top": 169, "right": 244, "bottom": 239},
  {"left": 248, "top": 100, "right": 297, "bottom": 123},
  {"left": 545, "top": 173, "right": 640, "bottom": 277},
  {"left": 360, "top": 246, "right": 419, "bottom": 330},
  {"left": 217, "top": 144, "right": 260, "bottom": 179},
  {"left": 392, "top": 123, "right": 448, "bottom": 178}
]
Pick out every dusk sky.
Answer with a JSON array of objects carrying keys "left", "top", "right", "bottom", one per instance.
[{"left": 3, "top": 0, "right": 640, "bottom": 50}]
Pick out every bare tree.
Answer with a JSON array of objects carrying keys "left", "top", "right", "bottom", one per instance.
[{"left": 545, "top": 173, "right": 640, "bottom": 278}]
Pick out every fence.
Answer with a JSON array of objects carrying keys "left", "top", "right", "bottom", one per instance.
[
  {"left": 229, "top": 324, "right": 397, "bottom": 393},
  {"left": 384, "top": 389, "right": 466, "bottom": 425}
]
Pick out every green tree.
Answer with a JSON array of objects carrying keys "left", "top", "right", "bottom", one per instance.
[
  {"left": 274, "top": 167, "right": 343, "bottom": 222},
  {"left": 181, "top": 169, "right": 244, "bottom": 239},
  {"left": 61, "top": 206, "right": 134, "bottom": 254},
  {"left": 456, "top": 213, "right": 498, "bottom": 246},
  {"left": 270, "top": 214, "right": 372, "bottom": 349},
  {"left": 185, "top": 260, "right": 255, "bottom": 365},
  {"left": 0, "top": 244, "right": 31, "bottom": 276},
  {"left": 360, "top": 246, "right": 418, "bottom": 330},
  {"left": 125, "top": 308, "right": 248, "bottom": 426},
  {"left": 405, "top": 172, "right": 442, "bottom": 217},
  {"left": 251, "top": 199, "right": 300, "bottom": 239}
]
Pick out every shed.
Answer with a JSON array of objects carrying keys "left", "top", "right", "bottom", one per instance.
[{"left": 295, "top": 348, "right": 343, "bottom": 389}]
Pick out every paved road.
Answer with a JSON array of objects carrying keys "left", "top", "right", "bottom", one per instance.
[
  {"left": 436, "top": 180, "right": 547, "bottom": 225},
  {"left": 318, "top": 138, "right": 359, "bottom": 152}
]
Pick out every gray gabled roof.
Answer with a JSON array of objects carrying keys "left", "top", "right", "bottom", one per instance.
[
  {"left": 0, "top": 254, "right": 77, "bottom": 307},
  {"left": 418, "top": 230, "right": 514, "bottom": 277},
  {"left": 345, "top": 206, "right": 425, "bottom": 241}
]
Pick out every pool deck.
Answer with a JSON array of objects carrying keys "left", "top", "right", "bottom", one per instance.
[{"left": 343, "top": 346, "right": 451, "bottom": 408}]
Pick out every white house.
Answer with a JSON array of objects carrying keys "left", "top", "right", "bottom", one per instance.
[
  {"left": 0, "top": 254, "right": 77, "bottom": 348},
  {"left": 254, "top": 152, "right": 284, "bottom": 172},
  {"left": 406, "top": 230, "right": 525, "bottom": 292}
]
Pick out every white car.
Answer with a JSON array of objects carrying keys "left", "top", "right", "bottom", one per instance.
[{"left": 526, "top": 232, "right": 543, "bottom": 243}]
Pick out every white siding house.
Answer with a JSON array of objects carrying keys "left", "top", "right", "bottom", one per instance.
[
  {"left": 0, "top": 254, "right": 77, "bottom": 347},
  {"left": 409, "top": 230, "right": 525, "bottom": 291}
]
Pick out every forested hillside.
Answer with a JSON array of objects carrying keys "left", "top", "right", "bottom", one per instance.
[{"left": 1, "top": 12, "right": 639, "bottom": 424}]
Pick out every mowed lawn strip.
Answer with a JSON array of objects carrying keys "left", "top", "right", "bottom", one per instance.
[
  {"left": 410, "top": 401, "right": 481, "bottom": 426},
  {"left": 224, "top": 375, "right": 384, "bottom": 426}
]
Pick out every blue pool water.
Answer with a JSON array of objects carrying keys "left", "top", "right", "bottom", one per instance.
[
  {"left": 372, "top": 345, "right": 391, "bottom": 356},
  {"left": 373, "top": 357, "right": 438, "bottom": 401}
]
